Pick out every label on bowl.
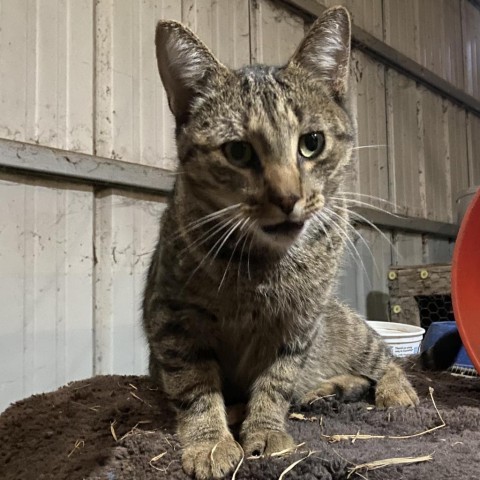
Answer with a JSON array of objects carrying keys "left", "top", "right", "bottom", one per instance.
[{"left": 389, "top": 344, "right": 420, "bottom": 357}]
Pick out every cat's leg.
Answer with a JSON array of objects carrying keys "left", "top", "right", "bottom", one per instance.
[
  {"left": 301, "top": 374, "right": 372, "bottom": 404},
  {"left": 301, "top": 300, "right": 419, "bottom": 408},
  {"left": 147, "top": 310, "right": 242, "bottom": 480},
  {"left": 239, "top": 345, "right": 304, "bottom": 457}
]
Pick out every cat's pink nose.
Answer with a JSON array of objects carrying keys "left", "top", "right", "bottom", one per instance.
[{"left": 269, "top": 192, "right": 300, "bottom": 215}]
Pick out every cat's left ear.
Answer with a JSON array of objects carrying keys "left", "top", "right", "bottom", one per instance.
[
  {"left": 287, "top": 6, "right": 351, "bottom": 99},
  {"left": 155, "top": 21, "right": 226, "bottom": 122}
]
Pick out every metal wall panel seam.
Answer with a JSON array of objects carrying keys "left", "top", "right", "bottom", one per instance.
[
  {"left": 280, "top": 0, "right": 480, "bottom": 115},
  {"left": 0, "top": 138, "right": 174, "bottom": 194}
]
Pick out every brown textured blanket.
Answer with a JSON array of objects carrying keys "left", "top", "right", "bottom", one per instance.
[{"left": 1, "top": 370, "right": 479, "bottom": 480}]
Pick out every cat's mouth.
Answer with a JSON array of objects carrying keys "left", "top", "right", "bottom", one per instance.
[{"left": 261, "top": 221, "right": 305, "bottom": 236}]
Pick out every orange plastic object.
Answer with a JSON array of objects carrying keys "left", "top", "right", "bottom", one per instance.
[{"left": 452, "top": 187, "right": 480, "bottom": 373}]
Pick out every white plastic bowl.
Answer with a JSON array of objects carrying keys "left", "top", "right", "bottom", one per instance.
[{"left": 367, "top": 321, "right": 425, "bottom": 357}]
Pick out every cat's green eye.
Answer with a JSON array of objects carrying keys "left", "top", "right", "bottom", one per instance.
[
  {"left": 223, "top": 141, "right": 257, "bottom": 168},
  {"left": 298, "top": 132, "right": 325, "bottom": 159}
]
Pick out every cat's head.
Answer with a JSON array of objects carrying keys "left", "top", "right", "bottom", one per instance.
[{"left": 156, "top": 7, "right": 354, "bottom": 253}]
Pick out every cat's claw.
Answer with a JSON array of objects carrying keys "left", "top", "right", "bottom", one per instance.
[
  {"left": 182, "top": 436, "right": 243, "bottom": 480},
  {"left": 241, "top": 429, "right": 296, "bottom": 458}
]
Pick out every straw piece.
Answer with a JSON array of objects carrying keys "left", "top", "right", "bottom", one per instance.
[
  {"left": 278, "top": 451, "right": 314, "bottom": 480},
  {"left": 110, "top": 420, "right": 118, "bottom": 442},
  {"left": 149, "top": 452, "right": 167, "bottom": 471},
  {"left": 270, "top": 442, "right": 306, "bottom": 458},
  {"left": 67, "top": 439, "right": 85, "bottom": 458},
  {"left": 347, "top": 454, "right": 433, "bottom": 478},
  {"left": 231, "top": 442, "right": 245, "bottom": 480},
  {"left": 289, "top": 413, "right": 319, "bottom": 422},
  {"left": 323, "top": 387, "right": 445, "bottom": 443}
]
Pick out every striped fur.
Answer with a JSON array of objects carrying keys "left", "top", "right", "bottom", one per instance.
[{"left": 143, "top": 7, "right": 418, "bottom": 479}]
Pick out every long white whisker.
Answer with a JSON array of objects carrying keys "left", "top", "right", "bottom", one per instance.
[
  {"left": 210, "top": 218, "right": 244, "bottom": 266},
  {"left": 333, "top": 204, "right": 398, "bottom": 258},
  {"left": 326, "top": 208, "right": 379, "bottom": 278},
  {"left": 218, "top": 218, "right": 250, "bottom": 293},
  {"left": 179, "top": 213, "right": 243, "bottom": 255},
  {"left": 246, "top": 222, "right": 257, "bottom": 281},
  {"left": 170, "top": 204, "right": 242, "bottom": 241},
  {"left": 314, "top": 211, "right": 334, "bottom": 249},
  {"left": 330, "top": 196, "right": 404, "bottom": 219},
  {"left": 351, "top": 144, "right": 387, "bottom": 151},
  {"left": 337, "top": 191, "right": 399, "bottom": 209},
  {"left": 321, "top": 208, "right": 371, "bottom": 285},
  {"left": 237, "top": 220, "right": 256, "bottom": 290}
]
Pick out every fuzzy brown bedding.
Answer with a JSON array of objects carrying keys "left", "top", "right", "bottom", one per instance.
[{"left": 1, "top": 370, "right": 479, "bottom": 480}]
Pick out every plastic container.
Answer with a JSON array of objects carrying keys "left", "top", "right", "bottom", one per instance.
[
  {"left": 452, "top": 187, "right": 480, "bottom": 374},
  {"left": 367, "top": 321, "right": 425, "bottom": 357},
  {"left": 421, "top": 321, "right": 474, "bottom": 369}
]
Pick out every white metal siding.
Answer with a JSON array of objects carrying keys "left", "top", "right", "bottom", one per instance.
[
  {"left": 0, "top": 174, "right": 93, "bottom": 412},
  {"left": 319, "top": 0, "right": 383, "bottom": 39},
  {"left": 93, "top": 191, "right": 166, "bottom": 375},
  {"left": 0, "top": 0, "right": 94, "bottom": 153},
  {"left": 462, "top": 0, "right": 480, "bottom": 100},
  {"left": 251, "top": 0, "right": 305, "bottom": 65}
]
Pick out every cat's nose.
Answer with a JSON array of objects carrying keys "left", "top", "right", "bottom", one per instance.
[{"left": 269, "top": 192, "right": 300, "bottom": 215}]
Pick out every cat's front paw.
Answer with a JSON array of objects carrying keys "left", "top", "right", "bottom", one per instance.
[
  {"left": 182, "top": 436, "right": 243, "bottom": 480},
  {"left": 241, "top": 429, "right": 295, "bottom": 457},
  {"left": 375, "top": 380, "right": 419, "bottom": 408}
]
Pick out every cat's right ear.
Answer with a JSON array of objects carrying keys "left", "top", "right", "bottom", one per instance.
[
  {"left": 155, "top": 21, "right": 225, "bottom": 122},
  {"left": 287, "top": 7, "right": 351, "bottom": 99}
]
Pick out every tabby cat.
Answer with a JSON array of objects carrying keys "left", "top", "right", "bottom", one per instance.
[{"left": 143, "top": 7, "right": 419, "bottom": 479}]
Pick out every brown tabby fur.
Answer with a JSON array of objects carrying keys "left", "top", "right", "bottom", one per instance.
[{"left": 143, "top": 7, "right": 419, "bottom": 479}]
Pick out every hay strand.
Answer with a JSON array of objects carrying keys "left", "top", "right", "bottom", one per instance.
[
  {"left": 231, "top": 442, "right": 245, "bottom": 480},
  {"left": 324, "top": 387, "right": 445, "bottom": 443},
  {"left": 110, "top": 420, "right": 118, "bottom": 442},
  {"left": 347, "top": 453, "right": 433, "bottom": 478},
  {"left": 149, "top": 452, "right": 167, "bottom": 471},
  {"left": 278, "top": 451, "right": 314, "bottom": 480},
  {"left": 67, "top": 439, "right": 85, "bottom": 458}
]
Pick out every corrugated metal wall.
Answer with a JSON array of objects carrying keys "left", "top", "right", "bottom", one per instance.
[{"left": 0, "top": 0, "right": 479, "bottom": 411}]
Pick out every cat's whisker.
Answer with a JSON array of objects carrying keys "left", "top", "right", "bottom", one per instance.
[
  {"left": 351, "top": 144, "right": 386, "bottom": 151},
  {"left": 210, "top": 218, "right": 245, "bottom": 267},
  {"left": 171, "top": 204, "right": 242, "bottom": 241},
  {"left": 337, "top": 191, "right": 400, "bottom": 210},
  {"left": 246, "top": 222, "right": 257, "bottom": 281},
  {"left": 321, "top": 207, "right": 371, "bottom": 285},
  {"left": 314, "top": 211, "right": 334, "bottom": 249},
  {"left": 178, "top": 213, "right": 243, "bottom": 256},
  {"left": 326, "top": 207, "right": 379, "bottom": 279},
  {"left": 333, "top": 204, "right": 399, "bottom": 258},
  {"left": 330, "top": 196, "right": 404, "bottom": 219},
  {"left": 237, "top": 220, "right": 257, "bottom": 290},
  {"left": 218, "top": 218, "right": 251, "bottom": 293}
]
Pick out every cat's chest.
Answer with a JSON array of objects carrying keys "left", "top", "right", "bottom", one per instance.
[{"left": 215, "top": 319, "right": 283, "bottom": 400}]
